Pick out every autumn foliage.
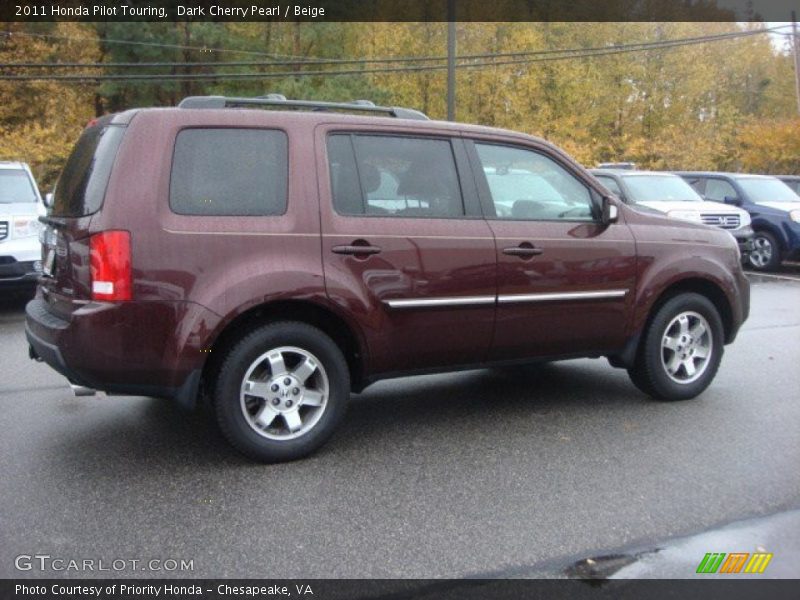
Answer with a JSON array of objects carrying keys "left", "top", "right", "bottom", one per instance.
[{"left": 0, "top": 22, "right": 797, "bottom": 190}]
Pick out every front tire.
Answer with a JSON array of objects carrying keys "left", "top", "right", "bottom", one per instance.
[
  {"left": 627, "top": 293, "right": 724, "bottom": 401},
  {"left": 214, "top": 322, "right": 350, "bottom": 462},
  {"left": 748, "top": 231, "right": 781, "bottom": 271}
]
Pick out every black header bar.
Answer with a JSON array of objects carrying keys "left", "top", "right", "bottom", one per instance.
[{"left": 1, "top": 0, "right": 798, "bottom": 22}]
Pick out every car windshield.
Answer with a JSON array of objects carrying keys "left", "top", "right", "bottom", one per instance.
[
  {"left": 0, "top": 169, "right": 38, "bottom": 204},
  {"left": 621, "top": 174, "right": 703, "bottom": 203},
  {"left": 736, "top": 177, "right": 800, "bottom": 204}
]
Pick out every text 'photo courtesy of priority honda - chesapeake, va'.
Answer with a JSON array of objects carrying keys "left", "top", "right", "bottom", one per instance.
[{"left": 0, "top": 1, "right": 798, "bottom": 599}]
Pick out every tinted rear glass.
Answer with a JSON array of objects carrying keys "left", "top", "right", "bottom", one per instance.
[
  {"left": 53, "top": 119, "right": 125, "bottom": 217},
  {"left": 328, "top": 133, "right": 465, "bottom": 218},
  {"left": 0, "top": 169, "right": 38, "bottom": 204},
  {"left": 169, "top": 128, "right": 288, "bottom": 216}
]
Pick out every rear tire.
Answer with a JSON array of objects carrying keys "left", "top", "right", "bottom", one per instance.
[
  {"left": 748, "top": 231, "right": 781, "bottom": 272},
  {"left": 214, "top": 321, "right": 350, "bottom": 462},
  {"left": 627, "top": 293, "right": 724, "bottom": 401}
]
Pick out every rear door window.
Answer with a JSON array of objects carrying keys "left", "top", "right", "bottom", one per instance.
[
  {"left": 52, "top": 117, "right": 125, "bottom": 217},
  {"left": 327, "top": 134, "right": 465, "bottom": 218},
  {"left": 170, "top": 128, "right": 288, "bottom": 216}
]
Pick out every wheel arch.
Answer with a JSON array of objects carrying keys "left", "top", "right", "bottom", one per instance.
[
  {"left": 200, "top": 299, "right": 368, "bottom": 400},
  {"left": 751, "top": 218, "right": 788, "bottom": 253},
  {"left": 612, "top": 275, "right": 735, "bottom": 369},
  {"left": 645, "top": 278, "right": 734, "bottom": 343}
]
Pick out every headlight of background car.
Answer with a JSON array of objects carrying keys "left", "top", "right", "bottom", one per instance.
[
  {"left": 12, "top": 216, "right": 42, "bottom": 238},
  {"left": 790, "top": 210, "right": 800, "bottom": 223},
  {"left": 739, "top": 211, "right": 751, "bottom": 227},
  {"left": 666, "top": 210, "right": 703, "bottom": 223}
]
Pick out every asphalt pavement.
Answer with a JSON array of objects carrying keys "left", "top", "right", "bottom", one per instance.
[{"left": 0, "top": 269, "right": 798, "bottom": 579}]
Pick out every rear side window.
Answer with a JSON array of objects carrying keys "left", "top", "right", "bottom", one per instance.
[
  {"left": 53, "top": 119, "right": 125, "bottom": 217},
  {"left": 170, "top": 128, "right": 288, "bottom": 216},
  {"left": 327, "top": 134, "right": 465, "bottom": 217}
]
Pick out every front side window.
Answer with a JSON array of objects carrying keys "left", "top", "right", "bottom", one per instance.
[
  {"left": 704, "top": 178, "right": 738, "bottom": 203},
  {"left": 327, "top": 134, "right": 465, "bottom": 218},
  {"left": 474, "top": 143, "right": 595, "bottom": 221},
  {"left": 170, "top": 128, "right": 288, "bottom": 216}
]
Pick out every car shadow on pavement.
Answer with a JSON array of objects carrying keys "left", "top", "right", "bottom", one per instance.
[
  {"left": 0, "top": 291, "right": 33, "bottom": 316},
  {"left": 44, "top": 360, "right": 646, "bottom": 470}
]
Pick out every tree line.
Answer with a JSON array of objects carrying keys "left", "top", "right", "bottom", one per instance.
[{"left": 0, "top": 21, "right": 797, "bottom": 189}]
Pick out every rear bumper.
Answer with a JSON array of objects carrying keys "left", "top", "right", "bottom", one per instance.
[{"left": 25, "top": 294, "right": 214, "bottom": 409}]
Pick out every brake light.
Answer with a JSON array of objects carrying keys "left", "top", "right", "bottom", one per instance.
[{"left": 90, "top": 231, "right": 132, "bottom": 301}]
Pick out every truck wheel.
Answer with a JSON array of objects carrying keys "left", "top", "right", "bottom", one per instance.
[
  {"left": 214, "top": 322, "right": 350, "bottom": 462},
  {"left": 627, "top": 293, "right": 724, "bottom": 401},
  {"left": 748, "top": 231, "right": 781, "bottom": 271}
]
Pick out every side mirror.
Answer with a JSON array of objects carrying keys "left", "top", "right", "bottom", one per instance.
[
  {"left": 602, "top": 196, "right": 619, "bottom": 225},
  {"left": 723, "top": 195, "right": 742, "bottom": 206},
  {"left": 44, "top": 192, "right": 54, "bottom": 208}
]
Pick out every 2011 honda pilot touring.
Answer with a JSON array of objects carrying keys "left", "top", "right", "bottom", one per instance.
[{"left": 26, "top": 95, "right": 750, "bottom": 462}]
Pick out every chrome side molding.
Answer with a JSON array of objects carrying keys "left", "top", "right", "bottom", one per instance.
[
  {"left": 385, "top": 289, "right": 627, "bottom": 309},
  {"left": 498, "top": 290, "right": 628, "bottom": 304}
]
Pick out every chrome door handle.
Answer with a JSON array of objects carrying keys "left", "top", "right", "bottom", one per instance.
[
  {"left": 502, "top": 246, "right": 543, "bottom": 257},
  {"left": 332, "top": 245, "right": 382, "bottom": 256}
]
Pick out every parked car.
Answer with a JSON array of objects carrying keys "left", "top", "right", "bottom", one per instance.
[
  {"left": 590, "top": 169, "right": 754, "bottom": 258},
  {"left": 676, "top": 172, "right": 800, "bottom": 271},
  {"left": 776, "top": 175, "right": 800, "bottom": 195},
  {"left": 0, "top": 161, "right": 43, "bottom": 292},
  {"left": 596, "top": 162, "right": 636, "bottom": 170},
  {"left": 26, "top": 95, "right": 749, "bottom": 462}
]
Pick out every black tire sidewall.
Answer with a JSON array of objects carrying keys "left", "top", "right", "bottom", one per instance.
[
  {"left": 640, "top": 293, "right": 724, "bottom": 401},
  {"left": 214, "top": 322, "right": 350, "bottom": 462}
]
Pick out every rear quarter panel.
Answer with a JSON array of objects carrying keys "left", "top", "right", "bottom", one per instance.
[{"left": 94, "top": 110, "right": 330, "bottom": 382}]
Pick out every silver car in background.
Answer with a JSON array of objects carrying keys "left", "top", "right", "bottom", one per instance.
[{"left": 0, "top": 162, "right": 43, "bottom": 292}]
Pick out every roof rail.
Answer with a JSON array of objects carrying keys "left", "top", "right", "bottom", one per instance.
[{"left": 178, "top": 95, "right": 429, "bottom": 120}]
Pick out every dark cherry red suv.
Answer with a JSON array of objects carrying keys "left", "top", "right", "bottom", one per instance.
[{"left": 26, "top": 95, "right": 750, "bottom": 462}]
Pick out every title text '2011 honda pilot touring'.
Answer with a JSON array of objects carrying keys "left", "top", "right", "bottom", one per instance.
[{"left": 26, "top": 96, "right": 749, "bottom": 462}]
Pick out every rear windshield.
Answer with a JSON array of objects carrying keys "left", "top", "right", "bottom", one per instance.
[
  {"left": 0, "top": 169, "right": 38, "bottom": 204},
  {"left": 52, "top": 118, "right": 125, "bottom": 217}
]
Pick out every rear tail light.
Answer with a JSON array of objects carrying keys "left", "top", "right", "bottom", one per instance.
[{"left": 90, "top": 231, "right": 132, "bottom": 301}]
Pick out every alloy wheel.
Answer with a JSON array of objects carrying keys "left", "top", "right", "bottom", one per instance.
[
  {"left": 239, "top": 346, "right": 329, "bottom": 440},
  {"left": 660, "top": 311, "right": 713, "bottom": 384}
]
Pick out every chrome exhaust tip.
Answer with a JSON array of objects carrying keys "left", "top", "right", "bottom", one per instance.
[{"left": 69, "top": 383, "right": 97, "bottom": 397}]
